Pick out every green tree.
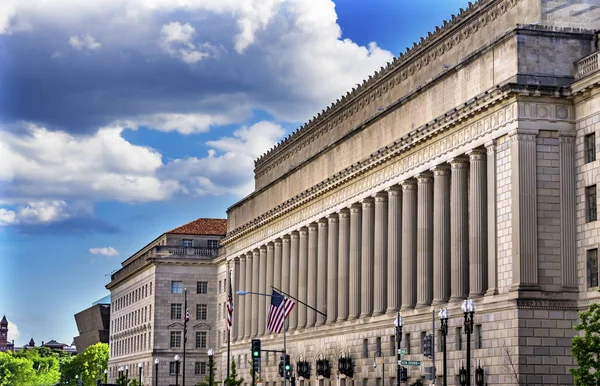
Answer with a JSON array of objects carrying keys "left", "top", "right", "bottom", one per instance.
[
  {"left": 571, "top": 290, "right": 600, "bottom": 386},
  {"left": 63, "top": 343, "right": 109, "bottom": 386},
  {"left": 223, "top": 360, "right": 244, "bottom": 386},
  {"left": 196, "top": 359, "right": 220, "bottom": 386},
  {"left": 0, "top": 350, "right": 60, "bottom": 386}
]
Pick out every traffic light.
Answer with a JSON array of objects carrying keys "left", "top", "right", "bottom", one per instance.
[
  {"left": 279, "top": 356, "right": 285, "bottom": 377},
  {"left": 399, "top": 367, "right": 408, "bottom": 383},
  {"left": 284, "top": 355, "right": 292, "bottom": 378},
  {"left": 251, "top": 339, "right": 261, "bottom": 358},
  {"left": 422, "top": 334, "right": 433, "bottom": 358}
]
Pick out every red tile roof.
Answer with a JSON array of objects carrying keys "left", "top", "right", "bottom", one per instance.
[{"left": 166, "top": 218, "right": 227, "bottom": 236}]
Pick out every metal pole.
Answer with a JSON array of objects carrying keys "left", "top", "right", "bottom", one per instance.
[
  {"left": 252, "top": 360, "right": 256, "bottom": 386},
  {"left": 139, "top": 366, "right": 142, "bottom": 386},
  {"left": 284, "top": 322, "right": 287, "bottom": 386},
  {"left": 183, "top": 289, "right": 187, "bottom": 386},
  {"left": 155, "top": 361, "right": 159, "bottom": 386},
  {"left": 395, "top": 312, "right": 402, "bottom": 386},
  {"left": 432, "top": 310, "right": 436, "bottom": 384},
  {"left": 440, "top": 317, "right": 448, "bottom": 386},
  {"left": 270, "top": 286, "right": 327, "bottom": 318},
  {"left": 209, "top": 354, "right": 214, "bottom": 386},
  {"left": 176, "top": 361, "right": 180, "bottom": 386}
]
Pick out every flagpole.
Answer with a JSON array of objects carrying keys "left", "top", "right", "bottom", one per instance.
[
  {"left": 270, "top": 286, "right": 326, "bottom": 318},
  {"left": 283, "top": 322, "right": 287, "bottom": 386},
  {"left": 227, "top": 269, "right": 232, "bottom": 378},
  {"left": 183, "top": 288, "right": 187, "bottom": 386}
]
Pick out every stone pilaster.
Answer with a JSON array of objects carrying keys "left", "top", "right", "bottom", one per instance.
[
  {"left": 417, "top": 172, "right": 434, "bottom": 307},
  {"left": 233, "top": 257, "right": 240, "bottom": 340},
  {"left": 297, "top": 227, "right": 308, "bottom": 329},
  {"left": 282, "top": 236, "right": 291, "bottom": 295},
  {"left": 251, "top": 249, "right": 260, "bottom": 337},
  {"left": 274, "top": 239, "right": 282, "bottom": 293},
  {"left": 289, "top": 231, "right": 300, "bottom": 330},
  {"left": 361, "top": 197, "right": 375, "bottom": 318},
  {"left": 432, "top": 166, "right": 451, "bottom": 304},
  {"left": 485, "top": 141, "right": 499, "bottom": 296},
  {"left": 450, "top": 158, "right": 469, "bottom": 301},
  {"left": 348, "top": 203, "right": 362, "bottom": 320},
  {"left": 337, "top": 209, "right": 351, "bottom": 322},
  {"left": 258, "top": 245, "right": 268, "bottom": 335},
  {"left": 326, "top": 214, "right": 339, "bottom": 324},
  {"left": 559, "top": 133, "right": 577, "bottom": 290},
  {"left": 374, "top": 191, "right": 388, "bottom": 316},
  {"left": 307, "top": 222, "right": 319, "bottom": 327},
  {"left": 510, "top": 131, "right": 539, "bottom": 291},
  {"left": 386, "top": 186, "right": 402, "bottom": 313},
  {"left": 468, "top": 149, "right": 488, "bottom": 297},
  {"left": 316, "top": 218, "right": 328, "bottom": 326},
  {"left": 238, "top": 255, "right": 246, "bottom": 339},
  {"left": 401, "top": 179, "right": 417, "bottom": 310}
]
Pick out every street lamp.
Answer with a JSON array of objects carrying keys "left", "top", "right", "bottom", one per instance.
[
  {"left": 118, "top": 366, "right": 124, "bottom": 386},
  {"left": 394, "top": 313, "right": 404, "bottom": 386},
  {"left": 208, "top": 349, "right": 215, "bottom": 386},
  {"left": 475, "top": 362, "right": 484, "bottom": 386},
  {"left": 461, "top": 299, "right": 475, "bottom": 386},
  {"left": 438, "top": 308, "right": 449, "bottom": 386},
  {"left": 175, "top": 354, "right": 181, "bottom": 386},
  {"left": 154, "top": 359, "right": 159, "bottom": 386},
  {"left": 373, "top": 351, "right": 385, "bottom": 386},
  {"left": 458, "top": 365, "right": 467, "bottom": 386},
  {"left": 75, "top": 374, "right": 79, "bottom": 386},
  {"left": 138, "top": 362, "right": 143, "bottom": 386},
  {"left": 104, "top": 368, "right": 108, "bottom": 384},
  {"left": 125, "top": 365, "right": 129, "bottom": 384}
]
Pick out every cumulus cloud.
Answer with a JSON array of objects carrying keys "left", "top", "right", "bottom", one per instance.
[
  {"left": 160, "top": 22, "right": 219, "bottom": 64},
  {"left": 89, "top": 246, "right": 119, "bottom": 256},
  {"left": 68, "top": 33, "right": 101, "bottom": 51},
  {"left": 7, "top": 320, "right": 20, "bottom": 343}
]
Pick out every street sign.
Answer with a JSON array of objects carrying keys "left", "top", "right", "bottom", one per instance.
[
  {"left": 400, "top": 360, "right": 421, "bottom": 366},
  {"left": 398, "top": 349, "right": 408, "bottom": 355}
]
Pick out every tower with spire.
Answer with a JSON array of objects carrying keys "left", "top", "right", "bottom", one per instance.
[{"left": 0, "top": 315, "right": 10, "bottom": 352}]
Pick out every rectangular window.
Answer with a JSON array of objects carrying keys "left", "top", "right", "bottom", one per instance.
[
  {"left": 170, "top": 331, "right": 182, "bottom": 348},
  {"left": 587, "top": 185, "right": 597, "bottom": 222},
  {"left": 404, "top": 333, "right": 411, "bottom": 354},
  {"left": 375, "top": 337, "right": 381, "bottom": 354},
  {"left": 420, "top": 331, "right": 426, "bottom": 354},
  {"left": 195, "top": 362, "right": 207, "bottom": 375},
  {"left": 183, "top": 239, "right": 193, "bottom": 247},
  {"left": 455, "top": 327, "right": 462, "bottom": 351},
  {"left": 169, "top": 362, "right": 177, "bottom": 375},
  {"left": 171, "top": 303, "right": 182, "bottom": 320},
  {"left": 208, "top": 240, "right": 219, "bottom": 248},
  {"left": 475, "top": 325, "right": 482, "bottom": 349},
  {"left": 171, "top": 281, "right": 183, "bottom": 294},
  {"left": 362, "top": 339, "right": 368, "bottom": 358},
  {"left": 197, "top": 281, "right": 208, "bottom": 294},
  {"left": 389, "top": 336, "right": 396, "bottom": 357},
  {"left": 196, "top": 331, "right": 207, "bottom": 349},
  {"left": 588, "top": 248, "right": 599, "bottom": 287},
  {"left": 585, "top": 133, "right": 596, "bottom": 163},
  {"left": 197, "top": 304, "right": 208, "bottom": 320}
]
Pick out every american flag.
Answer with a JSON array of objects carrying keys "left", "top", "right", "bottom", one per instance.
[
  {"left": 226, "top": 271, "right": 233, "bottom": 331},
  {"left": 266, "top": 290, "right": 295, "bottom": 333}
]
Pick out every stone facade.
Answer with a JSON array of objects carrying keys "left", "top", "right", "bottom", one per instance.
[{"left": 218, "top": 1, "right": 600, "bottom": 386}]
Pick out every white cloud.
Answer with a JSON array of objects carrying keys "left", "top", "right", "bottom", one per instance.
[
  {"left": 160, "top": 22, "right": 218, "bottom": 64},
  {"left": 0, "top": 201, "right": 96, "bottom": 226},
  {"left": 89, "top": 246, "right": 119, "bottom": 256},
  {"left": 0, "top": 208, "right": 17, "bottom": 226},
  {"left": 68, "top": 33, "right": 101, "bottom": 51},
  {"left": 7, "top": 320, "right": 20, "bottom": 343}
]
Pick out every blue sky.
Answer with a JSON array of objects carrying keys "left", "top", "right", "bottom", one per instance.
[{"left": 0, "top": 0, "right": 471, "bottom": 347}]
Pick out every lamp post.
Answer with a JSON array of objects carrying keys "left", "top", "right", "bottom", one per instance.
[
  {"left": 373, "top": 351, "right": 385, "bottom": 386},
  {"left": 138, "top": 362, "right": 143, "bottom": 386},
  {"left": 394, "top": 313, "right": 403, "bottom": 386},
  {"left": 125, "top": 365, "right": 129, "bottom": 385},
  {"left": 104, "top": 369, "right": 108, "bottom": 384},
  {"left": 461, "top": 299, "right": 475, "bottom": 386},
  {"left": 154, "top": 359, "right": 159, "bottom": 386},
  {"left": 75, "top": 374, "right": 79, "bottom": 386},
  {"left": 438, "top": 308, "right": 449, "bottom": 386},
  {"left": 175, "top": 354, "right": 181, "bottom": 386},
  {"left": 208, "top": 349, "right": 215, "bottom": 386},
  {"left": 118, "top": 366, "right": 124, "bottom": 386}
]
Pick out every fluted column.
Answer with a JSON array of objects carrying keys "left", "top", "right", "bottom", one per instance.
[
  {"left": 258, "top": 245, "right": 268, "bottom": 335},
  {"left": 251, "top": 249, "right": 260, "bottom": 337},
  {"left": 316, "top": 218, "right": 328, "bottom": 326},
  {"left": 327, "top": 214, "right": 339, "bottom": 324},
  {"left": 233, "top": 257, "right": 241, "bottom": 340},
  {"left": 289, "top": 232, "right": 300, "bottom": 330},
  {"left": 468, "top": 149, "right": 488, "bottom": 297},
  {"left": 510, "top": 130, "right": 539, "bottom": 290},
  {"left": 238, "top": 255, "right": 247, "bottom": 339},
  {"left": 560, "top": 134, "right": 577, "bottom": 290},
  {"left": 485, "top": 141, "right": 499, "bottom": 296},
  {"left": 348, "top": 203, "right": 362, "bottom": 320},
  {"left": 450, "top": 158, "right": 469, "bottom": 301},
  {"left": 361, "top": 197, "right": 375, "bottom": 318},
  {"left": 417, "top": 172, "right": 434, "bottom": 307},
  {"left": 297, "top": 227, "right": 308, "bottom": 329},
  {"left": 307, "top": 222, "right": 319, "bottom": 327},
  {"left": 432, "top": 166, "right": 451, "bottom": 304},
  {"left": 274, "top": 239, "right": 282, "bottom": 293},
  {"left": 386, "top": 186, "right": 402, "bottom": 312},
  {"left": 401, "top": 180, "right": 417, "bottom": 310},
  {"left": 282, "top": 236, "right": 291, "bottom": 295},
  {"left": 374, "top": 192, "right": 388, "bottom": 315},
  {"left": 337, "top": 209, "right": 351, "bottom": 322},
  {"left": 266, "top": 243, "right": 275, "bottom": 333}
]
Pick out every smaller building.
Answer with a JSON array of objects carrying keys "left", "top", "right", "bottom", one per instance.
[
  {"left": 0, "top": 315, "right": 15, "bottom": 352},
  {"left": 73, "top": 295, "right": 111, "bottom": 353}
]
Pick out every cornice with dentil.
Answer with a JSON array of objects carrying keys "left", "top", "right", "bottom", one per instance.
[{"left": 224, "top": 96, "right": 573, "bottom": 258}]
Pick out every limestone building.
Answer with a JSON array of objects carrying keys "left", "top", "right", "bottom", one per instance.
[
  {"left": 106, "top": 218, "right": 227, "bottom": 385},
  {"left": 221, "top": 1, "right": 600, "bottom": 385}
]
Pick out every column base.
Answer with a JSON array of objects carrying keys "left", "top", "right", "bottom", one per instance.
[
  {"left": 509, "top": 283, "right": 540, "bottom": 292},
  {"left": 347, "top": 315, "right": 359, "bottom": 321},
  {"left": 468, "top": 292, "right": 484, "bottom": 299},
  {"left": 372, "top": 310, "right": 385, "bottom": 316},
  {"left": 400, "top": 305, "right": 415, "bottom": 312},
  {"left": 359, "top": 312, "right": 372, "bottom": 319},
  {"left": 415, "top": 303, "right": 431, "bottom": 309},
  {"left": 385, "top": 307, "right": 399, "bottom": 314},
  {"left": 484, "top": 288, "right": 498, "bottom": 297},
  {"left": 561, "top": 285, "right": 579, "bottom": 293},
  {"left": 432, "top": 299, "right": 449, "bottom": 306},
  {"left": 335, "top": 317, "right": 348, "bottom": 323},
  {"left": 449, "top": 296, "right": 467, "bottom": 303}
]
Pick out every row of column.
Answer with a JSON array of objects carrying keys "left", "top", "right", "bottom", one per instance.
[{"left": 232, "top": 148, "right": 494, "bottom": 340}]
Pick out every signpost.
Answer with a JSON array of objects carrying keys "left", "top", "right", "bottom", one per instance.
[
  {"left": 400, "top": 360, "right": 421, "bottom": 366},
  {"left": 399, "top": 349, "right": 408, "bottom": 355}
]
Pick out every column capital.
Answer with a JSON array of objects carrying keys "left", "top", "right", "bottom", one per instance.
[
  {"left": 338, "top": 208, "right": 350, "bottom": 218},
  {"left": 362, "top": 197, "right": 375, "bottom": 208},
  {"left": 291, "top": 230, "right": 300, "bottom": 239},
  {"left": 374, "top": 191, "right": 388, "bottom": 202},
  {"left": 450, "top": 157, "right": 469, "bottom": 169},
  {"left": 239, "top": 255, "right": 246, "bottom": 262},
  {"left": 261, "top": 244, "right": 269, "bottom": 252},
  {"left": 401, "top": 179, "right": 417, "bottom": 190},
  {"left": 309, "top": 222, "right": 319, "bottom": 231},
  {"left": 246, "top": 251, "right": 254, "bottom": 259},
  {"left": 558, "top": 133, "right": 576, "bottom": 143},
  {"left": 385, "top": 185, "right": 402, "bottom": 195},
  {"left": 466, "top": 148, "right": 486, "bottom": 160},
  {"left": 431, "top": 164, "right": 450, "bottom": 176},
  {"left": 484, "top": 139, "right": 497, "bottom": 152},
  {"left": 274, "top": 238, "right": 282, "bottom": 246},
  {"left": 282, "top": 234, "right": 291, "bottom": 243},
  {"left": 350, "top": 202, "right": 362, "bottom": 213},
  {"left": 416, "top": 172, "right": 433, "bottom": 184},
  {"left": 299, "top": 226, "right": 309, "bottom": 235},
  {"left": 253, "top": 248, "right": 260, "bottom": 256},
  {"left": 328, "top": 213, "right": 339, "bottom": 223},
  {"left": 319, "top": 218, "right": 329, "bottom": 227},
  {"left": 508, "top": 129, "right": 538, "bottom": 142}
]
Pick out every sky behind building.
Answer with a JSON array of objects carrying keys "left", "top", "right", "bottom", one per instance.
[{"left": 0, "top": 0, "right": 471, "bottom": 347}]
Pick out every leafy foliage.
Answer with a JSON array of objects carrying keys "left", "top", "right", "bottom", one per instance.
[
  {"left": 571, "top": 292, "right": 600, "bottom": 386},
  {"left": 0, "top": 350, "right": 61, "bottom": 386},
  {"left": 223, "top": 360, "right": 244, "bottom": 386},
  {"left": 62, "top": 343, "right": 109, "bottom": 386},
  {"left": 196, "top": 357, "right": 220, "bottom": 386}
]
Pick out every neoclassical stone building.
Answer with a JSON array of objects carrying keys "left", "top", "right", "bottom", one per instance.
[{"left": 220, "top": 1, "right": 600, "bottom": 385}]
